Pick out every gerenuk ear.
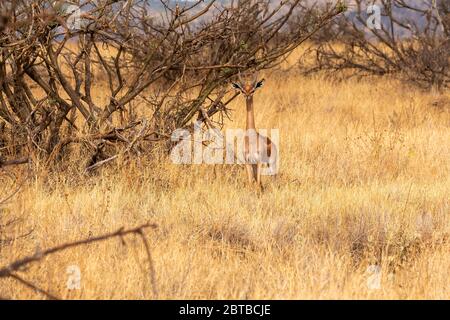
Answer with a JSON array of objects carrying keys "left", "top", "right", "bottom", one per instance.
[
  {"left": 255, "top": 79, "right": 265, "bottom": 89},
  {"left": 232, "top": 82, "right": 242, "bottom": 90}
]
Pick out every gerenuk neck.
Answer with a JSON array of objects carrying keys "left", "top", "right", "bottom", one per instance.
[{"left": 246, "top": 96, "right": 256, "bottom": 131}]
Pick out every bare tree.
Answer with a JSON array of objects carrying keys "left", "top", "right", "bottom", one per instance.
[
  {"left": 0, "top": 0, "right": 346, "bottom": 171},
  {"left": 300, "top": 0, "right": 449, "bottom": 90}
]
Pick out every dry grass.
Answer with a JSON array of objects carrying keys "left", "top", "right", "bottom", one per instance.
[{"left": 0, "top": 69, "right": 449, "bottom": 299}]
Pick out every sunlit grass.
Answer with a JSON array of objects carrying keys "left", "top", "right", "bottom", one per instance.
[{"left": 0, "top": 70, "right": 449, "bottom": 299}]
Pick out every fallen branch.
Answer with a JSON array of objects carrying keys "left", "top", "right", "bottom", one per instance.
[
  {"left": 0, "top": 158, "right": 29, "bottom": 168},
  {"left": 85, "top": 154, "right": 118, "bottom": 172},
  {"left": 84, "top": 120, "right": 148, "bottom": 173},
  {"left": 0, "top": 223, "right": 159, "bottom": 299},
  {"left": 9, "top": 273, "right": 60, "bottom": 300}
]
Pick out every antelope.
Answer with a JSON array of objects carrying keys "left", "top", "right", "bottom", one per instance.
[{"left": 232, "top": 72, "right": 278, "bottom": 187}]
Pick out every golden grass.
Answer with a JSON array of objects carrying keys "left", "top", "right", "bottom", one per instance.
[{"left": 0, "top": 71, "right": 449, "bottom": 299}]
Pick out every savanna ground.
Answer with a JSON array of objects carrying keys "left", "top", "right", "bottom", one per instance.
[{"left": 0, "top": 56, "right": 449, "bottom": 299}]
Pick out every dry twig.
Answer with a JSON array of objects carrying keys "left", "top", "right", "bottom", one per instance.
[{"left": 0, "top": 223, "right": 158, "bottom": 299}]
